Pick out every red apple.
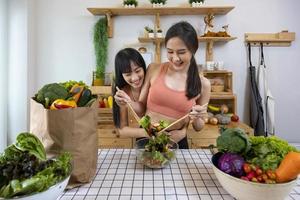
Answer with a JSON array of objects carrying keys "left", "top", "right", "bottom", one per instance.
[{"left": 231, "top": 114, "right": 239, "bottom": 122}]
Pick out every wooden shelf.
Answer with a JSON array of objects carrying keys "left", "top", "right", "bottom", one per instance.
[
  {"left": 87, "top": 6, "right": 234, "bottom": 38},
  {"left": 245, "top": 31, "right": 295, "bottom": 47},
  {"left": 138, "top": 36, "right": 236, "bottom": 43},
  {"left": 198, "top": 36, "right": 237, "bottom": 42},
  {"left": 91, "top": 86, "right": 112, "bottom": 95},
  {"left": 209, "top": 94, "right": 237, "bottom": 114},
  {"left": 87, "top": 6, "right": 235, "bottom": 16},
  {"left": 138, "top": 37, "right": 237, "bottom": 62}
]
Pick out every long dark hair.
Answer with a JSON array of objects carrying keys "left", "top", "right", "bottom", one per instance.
[
  {"left": 113, "top": 48, "right": 146, "bottom": 128},
  {"left": 165, "top": 21, "right": 201, "bottom": 100}
]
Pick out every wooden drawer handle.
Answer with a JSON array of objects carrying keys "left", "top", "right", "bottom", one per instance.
[{"left": 112, "top": 130, "right": 121, "bottom": 138}]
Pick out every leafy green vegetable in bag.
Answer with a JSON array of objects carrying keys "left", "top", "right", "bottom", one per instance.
[
  {"left": 217, "top": 128, "right": 251, "bottom": 154},
  {"left": 35, "top": 83, "right": 69, "bottom": 108}
]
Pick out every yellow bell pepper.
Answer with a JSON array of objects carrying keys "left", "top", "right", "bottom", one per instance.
[
  {"left": 108, "top": 96, "right": 113, "bottom": 108},
  {"left": 50, "top": 99, "right": 77, "bottom": 110}
]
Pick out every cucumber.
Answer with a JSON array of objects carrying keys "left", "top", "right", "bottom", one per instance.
[{"left": 77, "top": 89, "right": 92, "bottom": 107}]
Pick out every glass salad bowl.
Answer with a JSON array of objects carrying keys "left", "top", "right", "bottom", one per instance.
[{"left": 135, "top": 137, "right": 178, "bottom": 169}]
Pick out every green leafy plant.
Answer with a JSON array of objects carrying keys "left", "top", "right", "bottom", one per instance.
[
  {"left": 123, "top": 0, "right": 138, "bottom": 6},
  {"left": 93, "top": 17, "right": 108, "bottom": 79},
  {"left": 150, "top": 0, "right": 167, "bottom": 5},
  {"left": 189, "top": 0, "right": 204, "bottom": 3},
  {"left": 157, "top": 28, "right": 162, "bottom": 33},
  {"left": 144, "top": 26, "right": 154, "bottom": 33}
]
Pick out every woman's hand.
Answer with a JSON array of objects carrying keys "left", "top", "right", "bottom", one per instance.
[
  {"left": 189, "top": 104, "right": 208, "bottom": 121},
  {"left": 114, "top": 88, "right": 131, "bottom": 107},
  {"left": 189, "top": 103, "right": 208, "bottom": 131}
]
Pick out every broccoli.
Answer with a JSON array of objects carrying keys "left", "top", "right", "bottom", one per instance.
[
  {"left": 217, "top": 128, "right": 251, "bottom": 154},
  {"left": 35, "top": 83, "right": 68, "bottom": 108}
]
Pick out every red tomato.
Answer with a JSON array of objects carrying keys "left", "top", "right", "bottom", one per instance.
[
  {"left": 266, "top": 170, "right": 276, "bottom": 180},
  {"left": 246, "top": 171, "right": 256, "bottom": 180},
  {"left": 262, "top": 174, "right": 269, "bottom": 182},
  {"left": 255, "top": 168, "right": 263, "bottom": 176},
  {"left": 251, "top": 177, "right": 258, "bottom": 182},
  {"left": 231, "top": 114, "right": 239, "bottom": 122},
  {"left": 256, "top": 175, "right": 263, "bottom": 183},
  {"left": 243, "top": 163, "right": 252, "bottom": 174}
]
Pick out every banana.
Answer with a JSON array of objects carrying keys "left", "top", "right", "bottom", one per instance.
[{"left": 208, "top": 105, "right": 220, "bottom": 112}]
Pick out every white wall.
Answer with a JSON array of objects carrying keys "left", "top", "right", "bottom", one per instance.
[
  {"left": 0, "top": 0, "right": 8, "bottom": 151},
  {"left": 7, "top": 0, "right": 30, "bottom": 144},
  {"left": 6, "top": 0, "right": 300, "bottom": 145}
]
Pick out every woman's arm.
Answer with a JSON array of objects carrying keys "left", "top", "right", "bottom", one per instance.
[
  {"left": 191, "top": 77, "right": 211, "bottom": 131},
  {"left": 117, "top": 104, "right": 148, "bottom": 138},
  {"left": 130, "top": 63, "right": 160, "bottom": 117},
  {"left": 167, "top": 124, "right": 188, "bottom": 143},
  {"left": 117, "top": 127, "right": 148, "bottom": 138}
]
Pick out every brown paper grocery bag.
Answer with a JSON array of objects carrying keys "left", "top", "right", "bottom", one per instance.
[{"left": 30, "top": 99, "right": 98, "bottom": 187}]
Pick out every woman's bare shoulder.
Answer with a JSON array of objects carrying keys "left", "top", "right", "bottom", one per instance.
[
  {"left": 146, "top": 62, "right": 163, "bottom": 79},
  {"left": 147, "top": 62, "right": 160, "bottom": 72},
  {"left": 201, "top": 76, "right": 211, "bottom": 90}
]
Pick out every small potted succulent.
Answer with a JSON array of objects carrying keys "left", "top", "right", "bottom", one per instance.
[
  {"left": 189, "top": 0, "right": 204, "bottom": 7},
  {"left": 123, "top": 0, "right": 138, "bottom": 8},
  {"left": 150, "top": 0, "right": 167, "bottom": 8},
  {"left": 145, "top": 26, "right": 154, "bottom": 38},
  {"left": 156, "top": 28, "right": 163, "bottom": 38}
]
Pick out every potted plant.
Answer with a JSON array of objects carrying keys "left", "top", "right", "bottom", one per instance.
[
  {"left": 150, "top": 0, "right": 167, "bottom": 7},
  {"left": 189, "top": 0, "right": 204, "bottom": 7},
  {"left": 123, "top": 0, "right": 138, "bottom": 8},
  {"left": 93, "top": 17, "right": 108, "bottom": 86},
  {"left": 144, "top": 26, "right": 154, "bottom": 38},
  {"left": 156, "top": 28, "right": 163, "bottom": 38}
]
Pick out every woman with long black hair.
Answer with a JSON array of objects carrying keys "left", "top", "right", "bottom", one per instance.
[{"left": 114, "top": 22, "right": 211, "bottom": 148}]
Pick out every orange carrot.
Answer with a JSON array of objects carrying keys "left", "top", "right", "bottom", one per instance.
[{"left": 275, "top": 151, "right": 300, "bottom": 183}]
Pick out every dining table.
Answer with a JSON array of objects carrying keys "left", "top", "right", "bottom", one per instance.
[{"left": 59, "top": 149, "right": 300, "bottom": 200}]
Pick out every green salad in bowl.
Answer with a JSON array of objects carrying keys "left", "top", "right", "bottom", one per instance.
[
  {"left": 0, "top": 133, "right": 72, "bottom": 199},
  {"left": 135, "top": 115, "right": 178, "bottom": 169}
]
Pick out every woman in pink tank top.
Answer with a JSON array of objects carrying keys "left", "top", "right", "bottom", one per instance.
[{"left": 115, "top": 22, "right": 211, "bottom": 148}]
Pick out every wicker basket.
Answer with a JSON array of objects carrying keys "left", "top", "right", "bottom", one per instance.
[{"left": 211, "top": 85, "right": 224, "bottom": 92}]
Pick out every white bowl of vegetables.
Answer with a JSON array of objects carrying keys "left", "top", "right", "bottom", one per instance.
[
  {"left": 0, "top": 133, "right": 72, "bottom": 200},
  {"left": 211, "top": 128, "right": 299, "bottom": 200}
]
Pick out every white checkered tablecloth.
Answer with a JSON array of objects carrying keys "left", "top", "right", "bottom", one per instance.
[{"left": 59, "top": 149, "right": 300, "bottom": 200}]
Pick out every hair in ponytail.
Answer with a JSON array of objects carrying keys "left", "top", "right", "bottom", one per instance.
[{"left": 186, "top": 55, "right": 201, "bottom": 99}]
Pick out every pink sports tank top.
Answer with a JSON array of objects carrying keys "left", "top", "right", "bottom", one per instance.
[{"left": 147, "top": 62, "right": 196, "bottom": 119}]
